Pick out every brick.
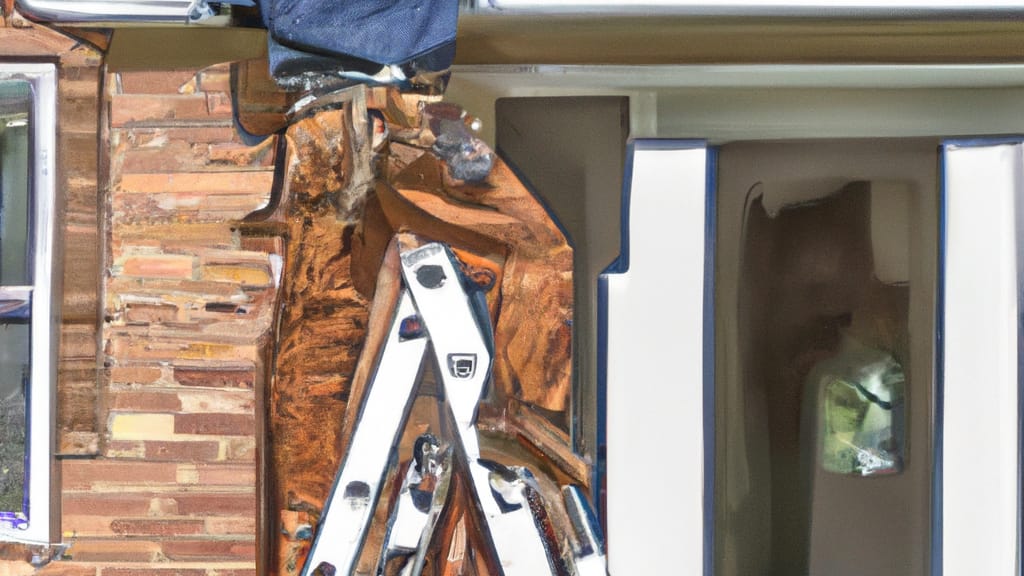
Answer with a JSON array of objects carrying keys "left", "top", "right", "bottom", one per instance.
[
  {"left": 62, "top": 461, "right": 178, "bottom": 490},
  {"left": 58, "top": 386, "right": 97, "bottom": 432},
  {"left": 61, "top": 93, "right": 101, "bottom": 133},
  {"left": 177, "top": 390, "right": 254, "bottom": 414},
  {"left": 59, "top": 431, "right": 100, "bottom": 456},
  {"left": 109, "top": 391, "right": 183, "bottom": 412},
  {"left": 113, "top": 194, "right": 269, "bottom": 223},
  {"left": 204, "top": 516, "right": 256, "bottom": 536},
  {"left": 150, "top": 497, "right": 180, "bottom": 516},
  {"left": 0, "top": 26, "right": 76, "bottom": 57},
  {"left": 223, "top": 437, "right": 256, "bottom": 462},
  {"left": 104, "top": 440, "right": 145, "bottom": 458},
  {"left": 106, "top": 336, "right": 255, "bottom": 364},
  {"left": 161, "top": 540, "right": 256, "bottom": 561},
  {"left": 62, "top": 540, "right": 163, "bottom": 562},
  {"left": 121, "top": 140, "right": 203, "bottom": 173},
  {"left": 145, "top": 440, "right": 220, "bottom": 462},
  {"left": 119, "top": 255, "right": 195, "bottom": 280},
  {"left": 118, "top": 171, "right": 272, "bottom": 195},
  {"left": 110, "top": 518, "right": 205, "bottom": 537},
  {"left": 200, "top": 265, "right": 272, "bottom": 288},
  {"left": 174, "top": 367, "right": 254, "bottom": 389},
  {"left": 126, "top": 130, "right": 172, "bottom": 148},
  {"left": 62, "top": 493, "right": 154, "bottom": 516},
  {"left": 207, "top": 92, "right": 233, "bottom": 115},
  {"left": 60, "top": 362, "right": 101, "bottom": 381},
  {"left": 64, "top": 179, "right": 101, "bottom": 225},
  {"left": 161, "top": 127, "right": 244, "bottom": 144},
  {"left": 61, "top": 72, "right": 101, "bottom": 94},
  {"left": 177, "top": 465, "right": 200, "bottom": 484},
  {"left": 240, "top": 235, "right": 283, "bottom": 255},
  {"left": 109, "top": 413, "right": 176, "bottom": 441},
  {"left": 35, "top": 564, "right": 97, "bottom": 576},
  {"left": 124, "top": 302, "right": 180, "bottom": 324},
  {"left": 189, "top": 464, "right": 256, "bottom": 487},
  {"left": 62, "top": 514, "right": 122, "bottom": 536},
  {"left": 61, "top": 60, "right": 103, "bottom": 80},
  {"left": 114, "top": 223, "right": 237, "bottom": 248},
  {"left": 197, "top": 209, "right": 269, "bottom": 225},
  {"left": 102, "top": 569, "right": 206, "bottom": 576},
  {"left": 198, "top": 193, "right": 271, "bottom": 212},
  {"left": 60, "top": 326, "right": 99, "bottom": 360},
  {"left": 108, "top": 278, "right": 245, "bottom": 302},
  {"left": 174, "top": 494, "right": 255, "bottom": 516},
  {"left": 62, "top": 232, "right": 101, "bottom": 322},
  {"left": 112, "top": 197, "right": 193, "bottom": 223},
  {"left": 117, "top": 70, "right": 198, "bottom": 94},
  {"left": 62, "top": 131, "right": 99, "bottom": 180},
  {"left": 174, "top": 414, "right": 254, "bottom": 436},
  {"left": 208, "top": 141, "right": 274, "bottom": 168},
  {"left": 118, "top": 389, "right": 181, "bottom": 412},
  {"left": 110, "top": 366, "right": 163, "bottom": 385},
  {"left": 110, "top": 94, "right": 214, "bottom": 127}
]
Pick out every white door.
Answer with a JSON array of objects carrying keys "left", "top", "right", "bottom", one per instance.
[
  {"left": 602, "top": 140, "right": 714, "bottom": 576},
  {"left": 941, "top": 139, "right": 1023, "bottom": 576}
]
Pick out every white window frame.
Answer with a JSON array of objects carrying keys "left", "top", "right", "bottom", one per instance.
[{"left": 0, "top": 63, "right": 58, "bottom": 545}]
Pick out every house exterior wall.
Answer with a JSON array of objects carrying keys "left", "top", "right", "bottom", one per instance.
[
  {"left": 54, "top": 64, "right": 275, "bottom": 573},
  {"left": 1, "top": 15, "right": 275, "bottom": 571},
  {"left": 5, "top": 11, "right": 574, "bottom": 575}
]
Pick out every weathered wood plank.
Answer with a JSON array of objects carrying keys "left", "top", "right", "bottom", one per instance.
[{"left": 260, "top": 88, "right": 585, "bottom": 575}]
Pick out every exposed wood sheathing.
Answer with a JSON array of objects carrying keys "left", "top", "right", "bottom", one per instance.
[
  {"left": 253, "top": 88, "right": 583, "bottom": 575},
  {"left": 248, "top": 103, "right": 374, "bottom": 576}
]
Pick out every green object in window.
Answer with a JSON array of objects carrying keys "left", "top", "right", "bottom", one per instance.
[{"left": 816, "top": 335, "right": 905, "bottom": 476}]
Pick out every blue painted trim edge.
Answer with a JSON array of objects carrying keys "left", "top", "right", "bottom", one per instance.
[
  {"left": 702, "top": 147, "right": 718, "bottom": 576},
  {"left": 1016, "top": 144, "right": 1024, "bottom": 576},
  {"left": 595, "top": 274, "right": 609, "bottom": 521},
  {"left": 933, "top": 143, "right": 948, "bottom": 576},
  {"left": 594, "top": 137, "right": 710, "bottom": 565}
]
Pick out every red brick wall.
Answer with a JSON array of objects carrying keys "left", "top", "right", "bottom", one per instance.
[{"left": 50, "top": 64, "right": 277, "bottom": 575}]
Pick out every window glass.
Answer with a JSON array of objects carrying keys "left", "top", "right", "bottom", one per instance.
[
  {"left": 0, "top": 320, "right": 29, "bottom": 524},
  {"left": 0, "top": 80, "right": 32, "bottom": 287},
  {"left": 716, "top": 139, "right": 937, "bottom": 576},
  {"left": 0, "top": 78, "right": 35, "bottom": 532}
]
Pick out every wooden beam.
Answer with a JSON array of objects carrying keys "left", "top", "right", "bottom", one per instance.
[
  {"left": 106, "top": 26, "right": 265, "bottom": 71},
  {"left": 456, "top": 15, "right": 1024, "bottom": 65},
  {"left": 80, "top": 15, "right": 1024, "bottom": 71}
]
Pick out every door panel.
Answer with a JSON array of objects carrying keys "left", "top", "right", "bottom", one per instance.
[
  {"left": 602, "top": 140, "right": 713, "bottom": 576},
  {"left": 715, "top": 139, "right": 938, "bottom": 576},
  {"left": 941, "top": 140, "right": 1023, "bottom": 576}
]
